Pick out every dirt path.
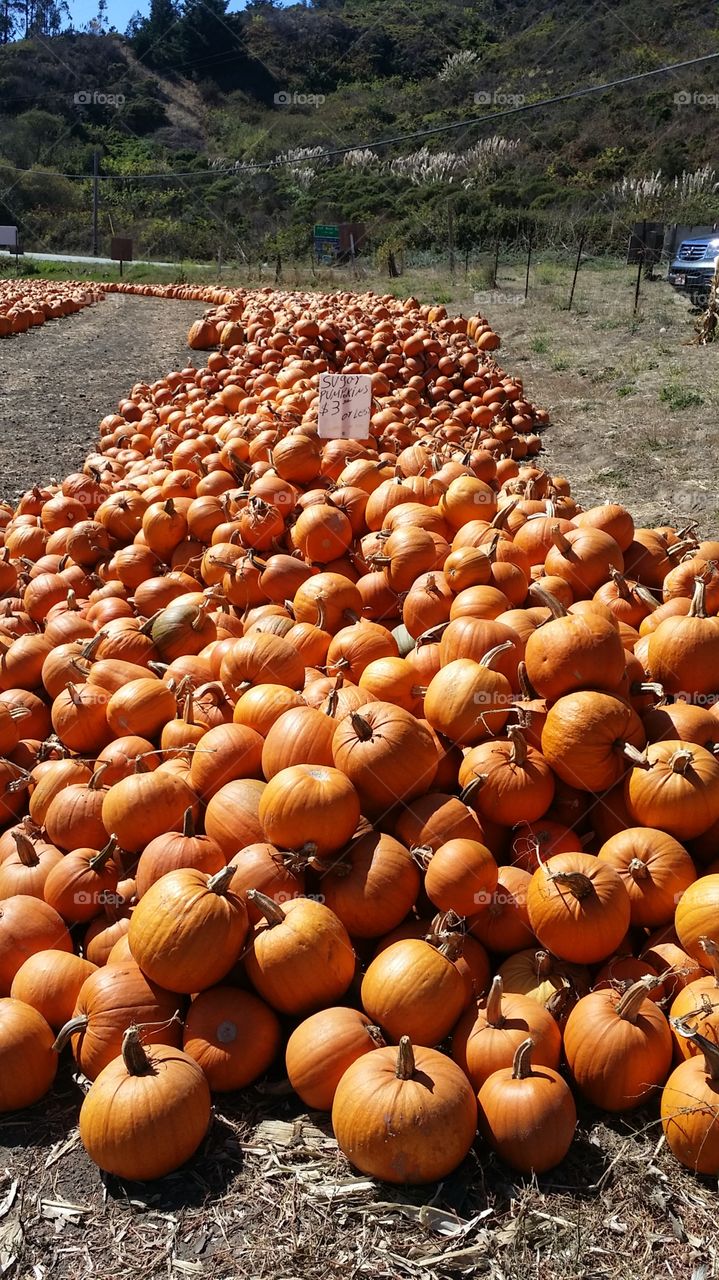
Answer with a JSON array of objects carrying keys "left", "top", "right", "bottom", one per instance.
[{"left": 0, "top": 294, "right": 201, "bottom": 502}]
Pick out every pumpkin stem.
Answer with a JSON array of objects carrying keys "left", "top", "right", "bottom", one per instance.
[
  {"left": 634, "top": 585, "right": 659, "bottom": 612},
  {"left": 621, "top": 742, "right": 649, "bottom": 768},
  {"left": 480, "top": 639, "right": 514, "bottom": 670},
  {"left": 88, "top": 764, "right": 109, "bottom": 790},
  {"left": 688, "top": 577, "right": 708, "bottom": 619},
  {"left": 459, "top": 774, "right": 485, "bottom": 804},
  {"left": 550, "top": 524, "right": 572, "bottom": 556},
  {"left": 534, "top": 950, "right": 553, "bottom": 979},
  {"left": 628, "top": 857, "right": 650, "bottom": 882},
  {"left": 610, "top": 568, "right": 632, "bottom": 601},
  {"left": 669, "top": 1020, "right": 719, "bottom": 1080},
  {"left": 121, "top": 1026, "right": 156, "bottom": 1077},
  {"left": 548, "top": 869, "right": 595, "bottom": 901},
  {"left": 485, "top": 531, "right": 501, "bottom": 564},
  {"left": 507, "top": 725, "right": 528, "bottom": 767},
  {"left": 247, "top": 888, "right": 285, "bottom": 926},
  {"left": 182, "top": 807, "right": 195, "bottom": 838},
  {"left": 410, "top": 844, "right": 433, "bottom": 869},
  {"left": 88, "top": 835, "right": 118, "bottom": 871},
  {"left": 485, "top": 974, "right": 505, "bottom": 1027},
  {"left": 517, "top": 661, "right": 540, "bottom": 701},
  {"left": 669, "top": 748, "right": 695, "bottom": 775},
  {"left": 438, "top": 935, "right": 464, "bottom": 963},
  {"left": 526, "top": 584, "right": 567, "bottom": 618},
  {"left": 700, "top": 937, "right": 719, "bottom": 984},
  {"left": 395, "top": 1035, "right": 416, "bottom": 1080},
  {"left": 491, "top": 500, "right": 516, "bottom": 529},
  {"left": 511, "top": 1037, "right": 535, "bottom": 1080},
  {"left": 12, "top": 830, "right": 41, "bottom": 867},
  {"left": 350, "top": 712, "right": 374, "bottom": 742},
  {"left": 616, "top": 976, "right": 657, "bottom": 1023},
  {"left": 207, "top": 864, "right": 235, "bottom": 896},
  {"left": 52, "top": 1013, "right": 89, "bottom": 1053},
  {"left": 66, "top": 682, "right": 83, "bottom": 707},
  {"left": 366, "top": 1024, "right": 386, "bottom": 1048},
  {"left": 631, "top": 681, "right": 664, "bottom": 699},
  {"left": 80, "top": 631, "right": 104, "bottom": 661},
  {"left": 416, "top": 622, "right": 449, "bottom": 647}
]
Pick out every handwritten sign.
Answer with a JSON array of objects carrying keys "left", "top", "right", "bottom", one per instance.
[{"left": 318, "top": 373, "right": 372, "bottom": 439}]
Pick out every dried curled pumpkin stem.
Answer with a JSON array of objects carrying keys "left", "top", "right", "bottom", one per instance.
[
  {"left": 517, "top": 661, "right": 540, "bottom": 701},
  {"left": 122, "top": 1026, "right": 156, "bottom": 1077},
  {"left": 485, "top": 974, "right": 505, "bottom": 1027},
  {"left": 395, "top": 1035, "right": 416, "bottom": 1080},
  {"left": 350, "top": 712, "right": 374, "bottom": 742},
  {"left": 88, "top": 835, "right": 118, "bottom": 871},
  {"left": 550, "top": 524, "right": 572, "bottom": 556},
  {"left": 534, "top": 950, "right": 553, "bottom": 979},
  {"left": 628, "top": 857, "right": 650, "bottom": 882},
  {"left": 688, "top": 577, "right": 708, "bottom": 619},
  {"left": 669, "top": 748, "right": 694, "bottom": 775},
  {"left": 511, "top": 1037, "right": 535, "bottom": 1080},
  {"left": 610, "top": 568, "right": 632, "bottom": 600},
  {"left": 246, "top": 888, "right": 285, "bottom": 926},
  {"left": 548, "top": 870, "right": 595, "bottom": 901},
  {"left": 12, "top": 831, "right": 40, "bottom": 867},
  {"left": 207, "top": 864, "right": 236, "bottom": 896},
  {"left": 52, "top": 1013, "right": 89, "bottom": 1053},
  {"left": 526, "top": 584, "right": 567, "bottom": 618},
  {"left": 479, "top": 639, "right": 514, "bottom": 670},
  {"left": 616, "top": 977, "right": 658, "bottom": 1023},
  {"left": 621, "top": 742, "right": 649, "bottom": 768},
  {"left": 700, "top": 937, "right": 719, "bottom": 983},
  {"left": 670, "top": 1021, "right": 719, "bottom": 1080},
  {"left": 507, "top": 725, "right": 528, "bottom": 767},
  {"left": 438, "top": 935, "right": 464, "bottom": 963}
]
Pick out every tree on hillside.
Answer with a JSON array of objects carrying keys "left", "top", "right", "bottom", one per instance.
[
  {"left": 180, "top": 0, "right": 242, "bottom": 70},
  {"left": 23, "top": 0, "right": 70, "bottom": 36},
  {"left": 130, "top": 0, "right": 185, "bottom": 69},
  {"left": 85, "top": 0, "right": 108, "bottom": 33},
  {"left": 1, "top": 0, "right": 22, "bottom": 41}
]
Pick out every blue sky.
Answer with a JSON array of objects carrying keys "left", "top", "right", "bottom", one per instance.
[{"left": 69, "top": 0, "right": 293, "bottom": 37}]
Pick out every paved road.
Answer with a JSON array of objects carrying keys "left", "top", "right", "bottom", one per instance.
[{"left": 0, "top": 250, "right": 177, "bottom": 267}]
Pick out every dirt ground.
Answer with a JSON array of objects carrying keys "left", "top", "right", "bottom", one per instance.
[
  {"left": 0, "top": 294, "right": 199, "bottom": 502},
  {"left": 1, "top": 1063, "right": 717, "bottom": 1280},
  {"left": 1, "top": 276, "right": 718, "bottom": 1279},
  {"left": 479, "top": 259, "right": 719, "bottom": 532},
  {"left": 2, "top": 262, "right": 717, "bottom": 530}
]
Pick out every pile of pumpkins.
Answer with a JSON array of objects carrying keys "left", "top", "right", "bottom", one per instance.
[
  {"left": 101, "top": 281, "right": 240, "bottom": 307},
  {"left": 0, "top": 280, "right": 104, "bottom": 338},
  {"left": 0, "top": 284, "right": 718, "bottom": 1187}
]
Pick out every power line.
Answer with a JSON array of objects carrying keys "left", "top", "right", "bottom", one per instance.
[{"left": 2, "top": 48, "right": 719, "bottom": 182}]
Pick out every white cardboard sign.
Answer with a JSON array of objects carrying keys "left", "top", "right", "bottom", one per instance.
[{"left": 317, "top": 372, "right": 372, "bottom": 439}]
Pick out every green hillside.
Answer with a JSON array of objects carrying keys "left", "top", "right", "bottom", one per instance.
[{"left": 1, "top": 0, "right": 718, "bottom": 262}]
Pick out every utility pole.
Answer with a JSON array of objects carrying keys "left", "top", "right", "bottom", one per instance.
[
  {"left": 92, "top": 150, "right": 100, "bottom": 257},
  {"left": 524, "top": 225, "right": 534, "bottom": 300}
]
